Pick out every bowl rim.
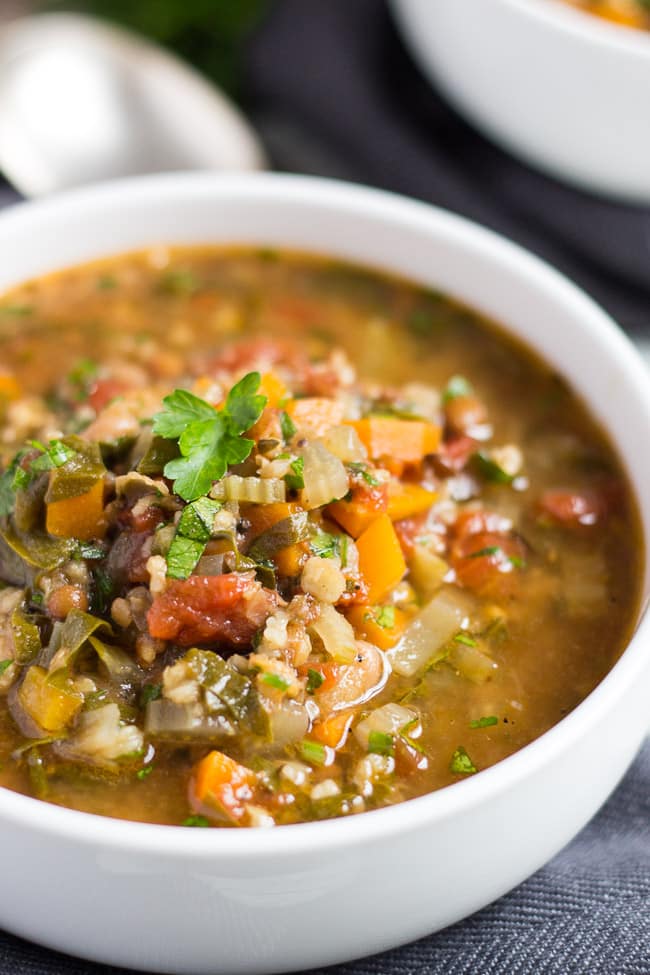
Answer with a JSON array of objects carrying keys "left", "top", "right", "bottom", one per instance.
[
  {"left": 0, "top": 169, "right": 647, "bottom": 859},
  {"left": 501, "top": 0, "right": 650, "bottom": 53}
]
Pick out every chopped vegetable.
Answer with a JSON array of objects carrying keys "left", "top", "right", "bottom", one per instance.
[
  {"left": 449, "top": 747, "right": 478, "bottom": 775},
  {"left": 387, "top": 586, "right": 475, "bottom": 677},
  {"left": 356, "top": 514, "right": 406, "bottom": 603},
  {"left": 351, "top": 417, "right": 441, "bottom": 464},
  {"left": 190, "top": 750, "right": 256, "bottom": 822},
  {"left": 470, "top": 715, "right": 498, "bottom": 728}
]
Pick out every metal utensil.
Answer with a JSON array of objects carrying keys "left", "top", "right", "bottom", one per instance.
[{"left": 0, "top": 13, "right": 265, "bottom": 196}]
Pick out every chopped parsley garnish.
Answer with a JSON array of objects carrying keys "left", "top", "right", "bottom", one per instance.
[
  {"left": 166, "top": 536, "right": 206, "bottom": 581},
  {"left": 442, "top": 375, "right": 473, "bottom": 404},
  {"left": 310, "top": 530, "right": 341, "bottom": 559},
  {"left": 136, "top": 766, "right": 153, "bottom": 780},
  {"left": 140, "top": 683, "right": 162, "bottom": 707},
  {"left": 454, "top": 633, "right": 477, "bottom": 647},
  {"left": 468, "top": 546, "right": 500, "bottom": 559},
  {"left": 279, "top": 410, "right": 297, "bottom": 441},
  {"left": 0, "top": 450, "right": 29, "bottom": 516},
  {"left": 449, "top": 746, "right": 478, "bottom": 775},
  {"left": 261, "top": 672, "right": 291, "bottom": 691},
  {"left": 470, "top": 716, "right": 498, "bottom": 729},
  {"left": 67, "top": 358, "right": 98, "bottom": 397},
  {"left": 182, "top": 814, "right": 210, "bottom": 827},
  {"left": 306, "top": 668, "right": 325, "bottom": 693},
  {"left": 284, "top": 457, "right": 305, "bottom": 491},
  {"left": 472, "top": 451, "right": 514, "bottom": 485},
  {"left": 368, "top": 730, "right": 394, "bottom": 756},
  {"left": 299, "top": 740, "right": 327, "bottom": 766},
  {"left": 348, "top": 462, "right": 380, "bottom": 487},
  {"left": 153, "top": 373, "right": 267, "bottom": 502},
  {"left": 467, "top": 546, "right": 524, "bottom": 570},
  {"left": 29, "top": 439, "right": 78, "bottom": 473},
  {"left": 166, "top": 496, "right": 222, "bottom": 579},
  {"left": 0, "top": 660, "right": 13, "bottom": 676}
]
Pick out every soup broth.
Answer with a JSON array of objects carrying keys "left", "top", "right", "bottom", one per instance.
[{"left": 0, "top": 247, "right": 641, "bottom": 827}]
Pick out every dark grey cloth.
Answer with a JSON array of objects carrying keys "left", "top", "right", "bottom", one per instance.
[{"left": 0, "top": 1, "right": 649, "bottom": 972}]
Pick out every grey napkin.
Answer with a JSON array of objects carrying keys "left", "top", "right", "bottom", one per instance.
[{"left": 0, "top": 0, "right": 649, "bottom": 971}]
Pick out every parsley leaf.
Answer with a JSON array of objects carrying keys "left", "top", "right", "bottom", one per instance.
[
  {"left": 368, "top": 730, "right": 394, "bottom": 756},
  {"left": 153, "top": 373, "right": 267, "bottom": 502},
  {"left": 261, "top": 672, "right": 291, "bottom": 691},
  {"left": 279, "top": 410, "right": 297, "bottom": 441},
  {"left": 284, "top": 457, "right": 305, "bottom": 491},
  {"left": 348, "top": 462, "right": 380, "bottom": 487},
  {"left": 449, "top": 746, "right": 478, "bottom": 775},
  {"left": 306, "top": 668, "right": 325, "bottom": 693},
  {"left": 470, "top": 715, "right": 498, "bottom": 729},
  {"left": 166, "top": 536, "right": 206, "bottom": 580},
  {"left": 442, "top": 375, "right": 473, "bottom": 404},
  {"left": 182, "top": 814, "right": 211, "bottom": 827}
]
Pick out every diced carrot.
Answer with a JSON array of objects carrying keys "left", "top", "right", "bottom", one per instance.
[
  {"left": 18, "top": 666, "right": 84, "bottom": 732},
  {"left": 298, "top": 661, "right": 341, "bottom": 695},
  {"left": 312, "top": 711, "right": 354, "bottom": 749},
  {"left": 351, "top": 418, "right": 441, "bottom": 464},
  {"left": 191, "top": 750, "right": 255, "bottom": 822},
  {"left": 243, "top": 501, "right": 301, "bottom": 540},
  {"left": 259, "top": 371, "right": 288, "bottom": 408},
  {"left": 386, "top": 483, "right": 437, "bottom": 522},
  {"left": 286, "top": 397, "right": 346, "bottom": 438},
  {"left": 0, "top": 374, "right": 21, "bottom": 402},
  {"left": 328, "top": 481, "right": 388, "bottom": 538},
  {"left": 451, "top": 530, "right": 526, "bottom": 598},
  {"left": 274, "top": 541, "right": 309, "bottom": 577},
  {"left": 356, "top": 513, "right": 407, "bottom": 603},
  {"left": 46, "top": 479, "right": 105, "bottom": 541},
  {"left": 347, "top": 603, "right": 409, "bottom": 650}
]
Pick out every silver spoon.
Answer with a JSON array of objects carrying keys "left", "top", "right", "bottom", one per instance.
[{"left": 0, "top": 13, "right": 265, "bottom": 197}]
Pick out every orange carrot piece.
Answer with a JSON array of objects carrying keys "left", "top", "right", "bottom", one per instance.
[
  {"left": 45, "top": 479, "right": 105, "bottom": 541},
  {"left": 192, "top": 750, "right": 255, "bottom": 822},
  {"left": 286, "top": 397, "right": 346, "bottom": 438},
  {"left": 259, "top": 371, "right": 288, "bottom": 408},
  {"left": 346, "top": 604, "right": 409, "bottom": 650},
  {"left": 312, "top": 711, "right": 354, "bottom": 749},
  {"left": 274, "top": 541, "right": 309, "bottom": 577},
  {"left": 386, "top": 483, "right": 437, "bottom": 522},
  {"left": 356, "top": 513, "right": 407, "bottom": 603},
  {"left": 351, "top": 418, "right": 441, "bottom": 464},
  {"left": 0, "top": 374, "right": 21, "bottom": 402}
]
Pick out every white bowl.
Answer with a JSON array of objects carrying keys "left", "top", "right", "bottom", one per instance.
[
  {"left": 0, "top": 173, "right": 648, "bottom": 974},
  {"left": 391, "top": 0, "right": 650, "bottom": 203}
]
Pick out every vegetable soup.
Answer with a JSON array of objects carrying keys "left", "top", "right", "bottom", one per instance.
[{"left": 0, "top": 247, "right": 641, "bottom": 827}]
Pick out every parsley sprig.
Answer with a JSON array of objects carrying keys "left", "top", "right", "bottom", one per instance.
[{"left": 152, "top": 373, "right": 267, "bottom": 502}]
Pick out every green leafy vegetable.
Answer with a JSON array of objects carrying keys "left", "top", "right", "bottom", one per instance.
[
  {"left": 29, "top": 439, "right": 78, "bottom": 473},
  {"left": 153, "top": 374, "right": 267, "bottom": 501},
  {"left": 371, "top": 605, "right": 395, "bottom": 630},
  {"left": 160, "top": 269, "right": 199, "bottom": 295},
  {"left": 368, "top": 730, "right": 395, "bottom": 756},
  {"left": 306, "top": 668, "right": 325, "bottom": 693},
  {"left": 449, "top": 746, "right": 478, "bottom": 775},
  {"left": 166, "top": 535, "right": 206, "bottom": 581},
  {"left": 472, "top": 451, "right": 514, "bottom": 485},
  {"left": 284, "top": 457, "right": 305, "bottom": 491},
  {"left": 454, "top": 633, "right": 477, "bottom": 647},
  {"left": 310, "top": 530, "right": 342, "bottom": 560},
  {"left": 136, "top": 766, "right": 153, "bottom": 780},
  {"left": 470, "top": 715, "right": 498, "bottom": 729},
  {"left": 44, "top": 437, "right": 106, "bottom": 503},
  {"left": 279, "top": 410, "right": 297, "bottom": 441},
  {"left": 140, "top": 684, "right": 162, "bottom": 707},
  {"left": 0, "top": 659, "right": 13, "bottom": 677},
  {"left": 11, "top": 605, "right": 41, "bottom": 664},
  {"left": 348, "top": 462, "right": 380, "bottom": 487}
]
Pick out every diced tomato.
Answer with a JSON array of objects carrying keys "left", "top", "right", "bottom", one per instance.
[
  {"left": 435, "top": 435, "right": 477, "bottom": 474},
  {"left": 451, "top": 529, "right": 526, "bottom": 598},
  {"left": 453, "top": 509, "right": 512, "bottom": 539},
  {"left": 538, "top": 488, "right": 612, "bottom": 527},
  {"left": 147, "top": 574, "right": 276, "bottom": 647},
  {"left": 88, "top": 378, "right": 129, "bottom": 412}
]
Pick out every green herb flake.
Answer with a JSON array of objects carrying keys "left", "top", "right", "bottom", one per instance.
[
  {"left": 368, "top": 730, "right": 394, "bottom": 756},
  {"left": 306, "top": 668, "right": 325, "bottom": 693},
  {"left": 160, "top": 269, "right": 199, "bottom": 296},
  {"left": 182, "top": 814, "right": 211, "bottom": 828},
  {"left": 310, "top": 530, "right": 340, "bottom": 559},
  {"left": 67, "top": 358, "right": 98, "bottom": 397},
  {"left": 442, "top": 375, "right": 473, "bottom": 404},
  {"left": 261, "top": 672, "right": 291, "bottom": 691},
  {"left": 348, "top": 462, "right": 380, "bottom": 487},
  {"left": 450, "top": 746, "right": 478, "bottom": 775},
  {"left": 136, "top": 766, "right": 153, "bottom": 780},
  {"left": 373, "top": 605, "right": 396, "bottom": 630},
  {"left": 279, "top": 410, "right": 297, "bottom": 441},
  {"left": 284, "top": 457, "right": 305, "bottom": 491},
  {"left": 153, "top": 373, "right": 267, "bottom": 502},
  {"left": 472, "top": 451, "right": 514, "bottom": 485},
  {"left": 470, "top": 715, "right": 499, "bottom": 729},
  {"left": 0, "top": 660, "right": 13, "bottom": 676},
  {"left": 454, "top": 633, "right": 477, "bottom": 647},
  {"left": 176, "top": 496, "right": 222, "bottom": 542},
  {"left": 29, "top": 439, "right": 78, "bottom": 473},
  {"left": 140, "top": 683, "right": 162, "bottom": 707},
  {"left": 468, "top": 546, "right": 501, "bottom": 559},
  {"left": 299, "top": 740, "right": 327, "bottom": 766}
]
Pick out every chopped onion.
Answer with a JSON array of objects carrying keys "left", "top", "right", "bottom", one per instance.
[
  {"left": 309, "top": 603, "right": 357, "bottom": 663},
  {"left": 211, "top": 475, "right": 286, "bottom": 504},
  {"left": 268, "top": 699, "right": 310, "bottom": 746},
  {"left": 448, "top": 642, "right": 498, "bottom": 684},
  {"left": 387, "top": 586, "right": 475, "bottom": 677},
  {"left": 408, "top": 547, "right": 449, "bottom": 601},
  {"left": 299, "top": 442, "right": 349, "bottom": 510},
  {"left": 320, "top": 425, "right": 367, "bottom": 463},
  {"left": 354, "top": 702, "right": 418, "bottom": 749}
]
